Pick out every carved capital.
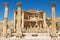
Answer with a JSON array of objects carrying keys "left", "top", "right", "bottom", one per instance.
[
  {"left": 17, "top": 2, "right": 22, "bottom": 7},
  {"left": 51, "top": 2, "right": 56, "bottom": 7},
  {"left": 5, "top": 3, "right": 8, "bottom": 7}
]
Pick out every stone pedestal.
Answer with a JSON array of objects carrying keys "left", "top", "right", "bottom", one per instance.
[
  {"left": 1, "top": 37, "right": 6, "bottom": 40},
  {"left": 51, "top": 37, "right": 57, "bottom": 40},
  {"left": 50, "top": 33, "right": 58, "bottom": 40},
  {"left": 7, "top": 28, "right": 11, "bottom": 37}
]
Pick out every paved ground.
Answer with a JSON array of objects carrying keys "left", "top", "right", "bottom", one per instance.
[
  {"left": 0, "top": 33, "right": 60, "bottom": 40},
  {"left": 0, "top": 36, "right": 58, "bottom": 40}
]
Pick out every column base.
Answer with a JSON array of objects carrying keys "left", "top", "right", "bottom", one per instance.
[
  {"left": 1, "top": 37, "right": 6, "bottom": 40},
  {"left": 50, "top": 33, "right": 58, "bottom": 40}
]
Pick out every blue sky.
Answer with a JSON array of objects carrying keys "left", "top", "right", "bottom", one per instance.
[{"left": 0, "top": 0, "right": 60, "bottom": 21}]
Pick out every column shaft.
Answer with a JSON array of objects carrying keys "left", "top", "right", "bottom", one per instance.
[
  {"left": 16, "top": 2, "right": 22, "bottom": 36},
  {"left": 43, "top": 11, "right": 47, "bottom": 28},
  {"left": 51, "top": 3, "right": 56, "bottom": 34},
  {"left": 2, "top": 3, "right": 8, "bottom": 37},
  {"left": 14, "top": 10, "right": 17, "bottom": 32},
  {"left": 22, "top": 11, "right": 24, "bottom": 29}
]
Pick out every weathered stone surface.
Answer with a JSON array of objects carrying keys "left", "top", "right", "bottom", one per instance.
[{"left": 0, "top": 2, "right": 60, "bottom": 40}]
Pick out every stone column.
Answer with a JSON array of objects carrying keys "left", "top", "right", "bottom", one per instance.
[
  {"left": 2, "top": 3, "right": 8, "bottom": 37},
  {"left": 51, "top": 3, "right": 57, "bottom": 40},
  {"left": 14, "top": 10, "right": 17, "bottom": 32},
  {"left": 16, "top": 2, "right": 22, "bottom": 37},
  {"left": 43, "top": 11, "right": 48, "bottom": 33},
  {"left": 43, "top": 11, "right": 46, "bottom": 29},
  {"left": 29, "top": 23, "right": 32, "bottom": 33},
  {"left": 40, "top": 22, "right": 42, "bottom": 32},
  {"left": 7, "top": 28, "right": 11, "bottom": 37},
  {"left": 51, "top": 3, "right": 56, "bottom": 34},
  {"left": 22, "top": 11, "right": 24, "bottom": 29}
]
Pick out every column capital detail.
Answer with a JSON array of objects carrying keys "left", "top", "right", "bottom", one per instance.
[
  {"left": 51, "top": 2, "right": 56, "bottom": 7},
  {"left": 5, "top": 3, "right": 8, "bottom": 7},
  {"left": 17, "top": 2, "right": 22, "bottom": 7}
]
